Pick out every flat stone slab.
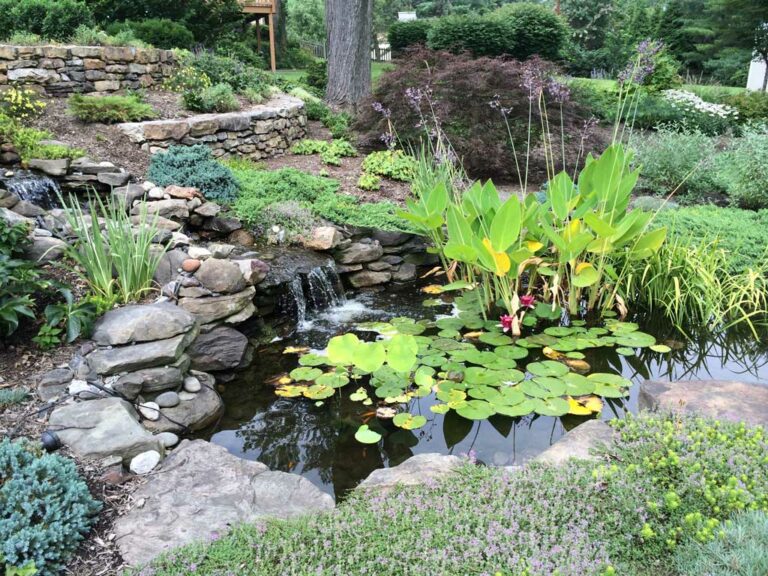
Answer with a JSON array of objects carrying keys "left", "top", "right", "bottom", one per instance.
[
  {"left": 86, "top": 329, "right": 197, "bottom": 375},
  {"left": 358, "top": 453, "right": 463, "bottom": 491},
  {"left": 640, "top": 379, "right": 768, "bottom": 427},
  {"left": 114, "top": 439, "right": 334, "bottom": 567},
  {"left": 92, "top": 302, "right": 197, "bottom": 346},
  {"left": 533, "top": 420, "right": 614, "bottom": 465},
  {"left": 49, "top": 398, "right": 163, "bottom": 462},
  {"left": 142, "top": 381, "right": 224, "bottom": 433}
]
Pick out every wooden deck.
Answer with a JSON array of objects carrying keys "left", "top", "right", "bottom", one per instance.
[
  {"left": 239, "top": 0, "right": 277, "bottom": 71},
  {"left": 240, "top": 0, "right": 276, "bottom": 14}
]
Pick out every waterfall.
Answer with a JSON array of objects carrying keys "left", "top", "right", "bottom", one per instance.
[
  {"left": 2, "top": 171, "right": 61, "bottom": 209},
  {"left": 306, "top": 265, "right": 346, "bottom": 311},
  {"left": 287, "top": 276, "right": 307, "bottom": 326}
]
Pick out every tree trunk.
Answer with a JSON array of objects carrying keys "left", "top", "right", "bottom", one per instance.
[
  {"left": 763, "top": 56, "right": 768, "bottom": 92},
  {"left": 275, "top": 0, "right": 288, "bottom": 60},
  {"left": 325, "top": 0, "right": 373, "bottom": 108}
]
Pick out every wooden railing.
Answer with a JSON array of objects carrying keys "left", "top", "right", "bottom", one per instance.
[{"left": 239, "top": 0, "right": 276, "bottom": 12}]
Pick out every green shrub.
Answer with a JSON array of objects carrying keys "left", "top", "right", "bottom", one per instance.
[
  {"left": 0, "top": 387, "right": 28, "bottom": 407},
  {"left": 388, "top": 20, "right": 432, "bottom": 56},
  {"left": 303, "top": 59, "right": 327, "bottom": 90},
  {"left": 147, "top": 145, "right": 238, "bottom": 203},
  {"left": 68, "top": 24, "right": 107, "bottom": 46},
  {"left": 40, "top": 0, "right": 94, "bottom": 41},
  {"left": 357, "top": 172, "right": 381, "bottom": 191},
  {"left": 674, "top": 510, "right": 768, "bottom": 576},
  {"left": 489, "top": 2, "right": 568, "bottom": 60},
  {"left": 232, "top": 167, "right": 407, "bottom": 234},
  {"left": 0, "top": 113, "right": 84, "bottom": 162},
  {"left": 107, "top": 18, "right": 194, "bottom": 49},
  {"left": 304, "top": 100, "right": 329, "bottom": 121},
  {"left": 632, "top": 128, "right": 724, "bottom": 202},
  {"left": 322, "top": 110, "right": 351, "bottom": 139},
  {"left": 291, "top": 139, "right": 357, "bottom": 166},
  {"left": 361, "top": 150, "right": 416, "bottom": 181},
  {"left": 183, "top": 83, "right": 240, "bottom": 113},
  {"left": 724, "top": 127, "right": 768, "bottom": 210},
  {"left": 182, "top": 51, "right": 270, "bottom": 96},
  {"left": 427, "top": 15, "right": 509, "bottom": 58},
  {"left": 68, "top": 93, "right": 157, "bottom": 123},
  {"left": 723, "top": 91, "right": 768, "bottom": 122},
  {"left": 642, "top": 50, "right": 683, "bottom": 92},
  {"left": 0, "top": 438, "right": 101, "bottom": 574},
  {"left": 8, "top": 0, "right": 49, "bottom": 37}
]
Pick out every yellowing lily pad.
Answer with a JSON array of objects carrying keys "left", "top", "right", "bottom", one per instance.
[
  {"left": 290, "top": 367, "right": 323, "bottom": 381},
  {"left": 274, "top": 385, "right": 306, "bottom": 398},
  {"left": 393, "top": 413, "right": 427, "bottom": 430},
  {"left": 303, "top": 384, "right": 335, "bottom": 400}
]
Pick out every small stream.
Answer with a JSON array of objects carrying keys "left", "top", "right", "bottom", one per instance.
[
  {"left": 205, "top": 274, "right": 768, "bottom": 500},
  {"left": 0, "top": 170, "right": 62, "bottom": 209}
]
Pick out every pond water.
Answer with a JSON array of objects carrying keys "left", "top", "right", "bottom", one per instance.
[{"left": 205, "top": 279, "right": 768, "bottom": 500}]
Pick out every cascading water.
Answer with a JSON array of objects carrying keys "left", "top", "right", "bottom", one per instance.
[
  {"left": 287, "top": 276, "right": 307, "bottom": 326},
  {"left": 1, "top": 170, "right": 61, "bottom": 209},
  {"left": 306, "top": 265, "right": 346, "bottom": 311}
]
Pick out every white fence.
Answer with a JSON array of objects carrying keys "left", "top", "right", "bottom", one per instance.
[{"left": 298, "top": 40, "right": 392, "bottom": 62}]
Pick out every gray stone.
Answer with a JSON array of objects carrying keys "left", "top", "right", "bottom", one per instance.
[
  {"left": 28, "top": 158, "right": 69, "bottom": 176},
  {"left": 193, "top": 202, "right": 221, "bottom": 218},
  {"left": 132, "top": 199, "right": 189, "bottom": 220},
  {"left": 129, "top": 450, "right": 161, "bottom": 475},
  {"left": 156, "top": 432, "right": 179, "bottom": 448},
  {"left": 639, "top": 379, "right": 768, "bottom": 427},
  {"left": 114, "top": 439, "right": 334, "bottom": 566},
  {"left": 120, "top": 358, "right": 188, "bottom": 394},
  {"left": 0, "top": 207, "right": 33, "bottom": 228},
  {"left": 187, "top": 246, "right": 212, "bottom": 260},
  {"left": 37, "top": 367, "right": 74, "bottom": 401},
  {"left": 98, "top": 171, "right": 131, "bottom": 187},
  {"left": 188, "top": 326, "right": 249, "bottom": 372},
  {"left": 303, "top": 226, "right": 342, "bottom": 251},
  {"left": 12, "top": 200, "right": 45, "bottom": 217},
  {"left": 367, "top": 261, "right": 392, "bottom": 272},
  {"left": 391, "top": 263, "right": 418, "bottom": 282},
  {"left": 194, "top": 258, "right": 246, "bottom": 294},
  {"left": 223, "top": 302, "right": 257, "bottom": 324},
  {"left": 335, "top": 242, "right": 384, "bottom": 264},
  {"left": 232, "top": 258, "right": 269, "bottom": 286},
  {"left": 208, "top": 243, "right": 234, "bottom": 258},
  {"left": 92, "top": 302, "right": 197, "bottom": 346},
  {"left": 155, "top": 391, "right": 180, "bottom": 408},
  {"left": 69, "top": 379, "right": 105, "bottom": 400},
  {"left": 143, "top": 383, "right": 223, "bottom": 433},
  {"left": 183, "top": 375, "right": 201, "bottom": 393},
  {"left": 347, "top": 270, "right": 391, "bottom": 288},
  {"left": 372, "top": 230, "right": 412, "bottom": 247},
  {"left": 86, "top": 329, "right": 197, "bottom": 376},
  {"left": 178, "top": 286, "right": 255, "bottom": 324},
  {"left": 0, "top": 190, "right": 19, "bottom": 209},
  {"left": 533, "top": 420, "right": 614, "bottom": 465},
  {"left": 49, "top": 398, "right": 163, "bottom": 462},
  {"left": 203, "top": 215, "right": 242, "bottom": 234},
  {"left": 24, "top": 236, "right": 67, "bottom": 263},
  {"left": 112, "top": 183, "right": 145, "bottom": 206},
  {"left": 139, "top": 402, "right": 161, "bottom": 421},
  {"left": 113, "top": 373, "right": 144, "bottom": 400},
  {"left": 153, "top": 248, "right": 189, "bottom": 286},
  {"left": 358, "top": 453, "right": 462, "bottom": 491},
  {"left": 178, "top": 391, "right": 197, "bottom": 402}
]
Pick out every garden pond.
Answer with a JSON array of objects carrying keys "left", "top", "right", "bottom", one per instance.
[{"left": 203, "top": 273, "right": 768, "bottom": 499}]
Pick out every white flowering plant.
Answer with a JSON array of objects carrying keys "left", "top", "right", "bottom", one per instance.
[{"left": 662, "top": 89, "right": 739, "bottom": 134}]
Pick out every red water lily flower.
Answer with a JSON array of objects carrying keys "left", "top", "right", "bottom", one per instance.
[
  {"left": 520, "top": 295, "right": 536, "bottom": 309},
  {"left": 500, "top": 314, "right": 514, "bottom": 333}
]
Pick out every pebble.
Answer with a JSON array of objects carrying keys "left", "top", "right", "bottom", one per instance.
[
  {"left": 188, "top": 246, "right": 212, "bottom": 260},
  {"left": 155, "top": 391, "right": 180, "bottom": 408},
  {"left": 209, "top": 243, "right": 234, "bottom": 259},
  {"left": 156, "top": 432, "right": 179, "bottom": 448},
  {"left": 148, "top": 187, "right": 165, "bottom": 200},
  {"left": 69, "top": 379, "right": 102, "bottom": 399},
  {"left": 138, "top": 402, "right": 161, "bottom": 421},
  {"left": 129, "top": 450, "right": 162, "bottom": 475},
  {"left": 182, "top": 258, "right": 201, "bottom": 273},
  {"left": 178, "top": 391, "right": 197, "bottom": 401},
  {"left": 183, "top": 376, "right": 202, "bottom": 393}
]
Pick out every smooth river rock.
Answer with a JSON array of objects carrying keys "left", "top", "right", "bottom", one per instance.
[
  {"left": 129, "top": 450, "right": 162, "bottom": 475},
  {"left": 533, "top": 420, "right": 615, "bottom": 465},
  {"left": 114, "top": 439, "right": 335, "bottom": 566},
  {"left": 358, "top": 453, "right": 463, "bottom": 491},
  {"left": 48, "top": 398, "right": 163, "bottom": 462},
  {"left": 194, "top": 258, "right": 246, "bottom": 294},
  {"left": 639, "top": 379, "right": 768, "bottom": 427},
  {"left": 91, "top": 302, "right": 197, "bottom": 346},
  {"left": 142, "top": 382, "right": 223, "bottom": 433}
]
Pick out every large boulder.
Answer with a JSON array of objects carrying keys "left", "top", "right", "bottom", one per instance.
[
  {"left": 187, "top": 326, "right": 249, "bottom": 372},
  {"left": 347, "top": 270, "right": 391, "bottom": 287},
  {"left": 91, "top": 302, "right": 197, "bottom": 346},
  {"left": 334, "top": 241, "right": 384, "bottom": 265},
  {"left": 533, "top": 420, "right": 614, "bottom": 466},
  {"left": 358, "top": 453, "right": 462, "bottom": 491},
  {"left": 194, "top": 258, "right": 246, "bottom": 294},
  {"left": 48, "top": 398, "right": 163, "bottom": 462},
  {"left": 303, "top": 226, "right": 342, "bottom": 251},
  {"left": 639, "top": 379, "right": 768, "bottom": 427},
  {"left": 23, "top": 236, "right": 67, "bottom": 263},
  {"left": 86, "top": 329, "right": 197, "bottom": 376},
  {"left": 114, "top": 439, "right": 335, "bottom": 566},
  {"left": 142, "top": 381, "right": 223, "bottom": 433},
  {"left": 132, "top": 199, "right": 189, "bottom": 220},
  {"left": 178, "top": 286, "right": 255, "bottom": 324}
]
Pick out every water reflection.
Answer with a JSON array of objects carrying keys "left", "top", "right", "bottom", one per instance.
[{"left": 206, "top": 286, "right": 768, "bottom": 500}]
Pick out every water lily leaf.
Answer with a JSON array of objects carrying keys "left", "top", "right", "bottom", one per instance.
[
  {"left": 430, "top": 403, "right": 451, "bottom": 414},
  {"left": 385, "top": 393, "right": 410, "bottom": 403},
  {"left": 495, "top": 346, "right": 529, "bottom": 360},
  {"left": 544, "top": 326, "right": 578, "bottom": 337},
  {"left": 485, "top": 358, "right": 518, "bottom": 371},
  {"left": 562, "top": 373, "right": 595, "bottom": 396},
  {"left": 593, "top": 383, "right": 628, "bottom": 398},
  {"left": 565, "top": 351, "right": 585, "bottom": 359},
  {"left": 583, "top": 396, "right": 604, "bottom": 412},
  {"left": 532, "top": 397, "right": 570, "bottom": 416},
  {"left": 479, "top": 332, "right": 513, "bottom": 346},
  {"left": 437, "top": 380, "right": 467, "bottom": 393},
  {"left": 284, "top": 346, "right": 309, "bottom": 354},
  {"left": 420, "top": 354, "right": 447, "bottom": 367},
  {"left": 355, "top": 424, "right": 382, "bottom": 444},
  {"left": 327, "top": 333, "right": 360, "bottom": 365},
  {"left": 567, "top": 396, "right": 592, "bottom": 415},
  {"left": 464, "top": 367, "right": 507, "bottom": 385},
  {"left": 363, "top": 398, "right": 373, "bottom": 405},
  {"left": 412, "top": 385, "right": 432, "bottom": 398},
  {"left": 614, "top": 331, "right": 656, "bottom": 348},
  {"left": 436, "top": 317, "right": 465, "bottom": 331},
  {"left": 353, "top": 341, "right": 386, "bottom": 373},
  {"left": 437, "top": 388, "right": 467, "bottom": 403},
  {"left": 421, "top": 284, "right": 444, "bottom": 295},
  {"left": 438, "top": 329, "right": 461, "bottom": 339},
  {"left": 303, "top": 384, "right": 335, "bottom": 399},
  {"left": 500, "top": 369, "right": 525, "bottom": 384},
  {"left": 430, "top": 338, "right": 468, "bottom": 352},
  {"left": 290, "top": 367, "right": 323, "bottom": 381},
  {"left": 607, "top": 321, "right": 639, "bottom": 333},
  {"left": 393, "top": 413, "right": 427, "bottom": 430},
  {"left": 615, "top": 347, "right": 635, "bottom": 356},
  {"left": 298, "top": 353, "right": 329, "bottom": 367},
  {"left": 532, "top": 376, "right": 567, "bottom": 396},
  {"left": 588, "top": 373, "right": 632, "bottom": 387},
  {"left": 315, "top": 372, "right": 349, "bottom": 388},
  {"left": 526, "top": 360, "right": 569, "bottom": 378},
  {"left": 356, "top": 321, "right": 398, "bottom": 336},
  {"left": 519, "top": 379, "right": 551, "bottom": 398},
  {"left": 451, "top": 349, "right": 497, "bottom": 365},
  {"left": 423, "top": 298, "right": 445, "bottom": 307},
  {"left": 650, "top": 344, "right": 672, "bottom": 353},
  {"left": 376, "top": 406, "right": 397, "bottom": 419},
  {"left": 494, "top": 399, "right": 536, "bottom": 417},
  {"left": 522, "top": 315, "right": 537, "bottom": 327},
  {"left": 349, "top": 387, "right": 368, "bottom": 402},
  {"left": 456, "top": 399, "right": 496, "bottom": 420},
  {"left": 374, "top": 384, "right": 406, "bottom": 398},
  {"left": 274, "top": 385, "right": 306, "bottom": 397},
  {"left": 525, "top": 334, "right": 560, "bottom": 347},
  {"left": 467, "top": 385, "right": 501, "bottom": 401},
  {"left": 496, "top": 386, "right": 526, "bottom": 406},
  {"left": 386, "top": 334, "right": 419, "bottom": 373}
]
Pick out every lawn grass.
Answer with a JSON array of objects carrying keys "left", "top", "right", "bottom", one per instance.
[
  {"left": 572, "top": 77, "right": 746, "bottom": 98},
  {"left": 275, "top": 61, "right": 394, "bottom": 85}
]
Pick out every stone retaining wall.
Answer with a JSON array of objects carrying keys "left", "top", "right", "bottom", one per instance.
[
  {"left": 117, "top": 96, "right": 306, "bottom": 159},
  {"left": 0, "top": 44, "right": 176, "bottom": 96}
]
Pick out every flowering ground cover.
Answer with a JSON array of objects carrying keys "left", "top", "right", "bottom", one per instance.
[{"left": 132, "top": 413, "right": 768, "bottom": 576}]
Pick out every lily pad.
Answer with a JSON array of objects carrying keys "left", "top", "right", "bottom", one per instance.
[
  {"left": 420, "top": 354, "right": 447, "bottom": 367},
  {"left": 526, "top": 361, "right": 569, "bottom": 378},
  {"left": 430, "top": 403, "right": 450, "bottom": 414},
  {"left": 615, "top": 347, "right": 635, "bottom": 356},
  {"left": 562, "top": 373, "right": 595, "bottom": 396},
  {"left": 478, "top": 332, "right": 513, "bottom": 346},
  {"left": 588, "top": 373, "right": 632, "bottom": 388},
  {"left": 614, "top": 331, "right": 656, "bottom": 348},
  {"left": 437, "top": 388, "right": 467, "bottom": 403},
  {"left": 290, "top": 367, "right": 323, "bottom": 381},
  {"left": 532, "top": 376, "right": 567, "bottom": 396},
  {"left": 298, "top": 354, "right": 328, "bottom": 367},
  {"left": 274, "top": 385, "right": 306, "bottom": 398},
  {"left": 532, "top": 397, "right": 570, "bottom": 416},
  {"left": 349, "top": 387, "right": 368, "bottom": 402},
  {"left": 495, "top": 346, "right": 529, "bottom": 360},
  {"left": 355, "top": 424, "right": 382, "bottom": 444},
  {"left": 494, "top": 399, "right": 536, "bottom": 417},
  {"left": 519, "top": 379, "right": 552, "bottom": 399},
  {"left": 303, "top": 384, "right": 335, "bottom": 400},
  {"left": 650, "top": 344, "right": 672, "bottom": 353},
  {"left": 593, "top": 383, "right": 629, "bottom": 398},
  {"left": 467, "top": 385, "right": 502, "bottom": 401},
  {"left": 393, "top": 413, "right": 427, "bottom": 430},
  {"left": 315, "top": 372, "right": 349, "bottom": 389},
  {"left": 496, "top": 386, "right": 526, "bottom": 406},
  {"left": 456, "top": 399, "right": 496, "bottom": 420}
]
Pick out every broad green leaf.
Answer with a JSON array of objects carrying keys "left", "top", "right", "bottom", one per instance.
[
  {"left": 355, "top": 424, "right": 382, "bottom": 444},
  {"left": 327, "top": 333, "right": 360, "bottom": 366},
  {"left": 490, "top": 196, "right": 522, "bottom": 252},
  {"left": 290, "top": 367, "right": 322, "bottom": 381},
  {"left": 393, "top": 413, "right": 427, "bottom": 430},
  {"left": 353, "top": 341, "right": 386, "bottom": 373},
  {"left": 456, "top": 399, "right": 496, "bottom": 420},
  {"left": 315, "top": 372, "right": 349, "bottom": 388},
  {"left": 386, "top": 334, "right": 419, "bottom": 373}
]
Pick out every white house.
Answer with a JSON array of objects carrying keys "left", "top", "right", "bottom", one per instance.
[
  {"left": 398, "top": 11, "right": 417, "bottom": 22},
  {"left": 747, "top": 58, "right": 767, "bottom": 91}
]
